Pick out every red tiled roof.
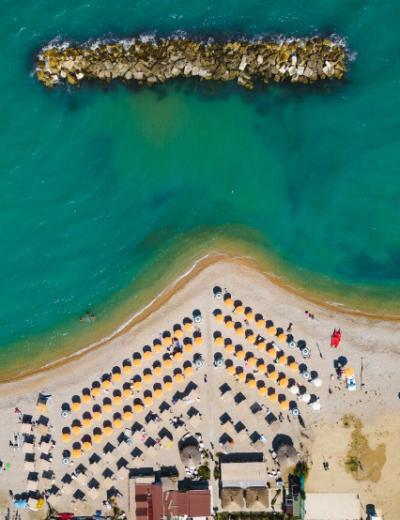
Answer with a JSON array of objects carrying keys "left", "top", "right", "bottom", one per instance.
[
  {"left": 163, "top": 490, "right": 211, "bottom": 518},
  {"left": 135, "top": 484, "right": 163, "bottom": 520}
]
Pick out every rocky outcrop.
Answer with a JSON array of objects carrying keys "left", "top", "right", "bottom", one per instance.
[{"left": 35, "top": 36, "right": 347, "bottom": 89}]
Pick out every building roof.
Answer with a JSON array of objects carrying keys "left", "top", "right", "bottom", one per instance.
[
  {"left": 163, "top": 489, "right": 211, "bottom": 518},
  {"left": 305, "top": 493, "right": 361, "bottom": 520},
  {"left": 221, "top": 461, "right": 267, "bottom": 488},
  {"left": 135, "top": 483, "right": 163, "bottom": 520}
]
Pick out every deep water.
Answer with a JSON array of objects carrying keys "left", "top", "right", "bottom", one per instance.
[{"left": 1, "top": 0, "right": 400, "bottom": 372}]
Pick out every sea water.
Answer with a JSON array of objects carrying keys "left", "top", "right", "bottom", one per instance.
[{"left": 1, "top": 0, "right": 399, "bottom": 376}]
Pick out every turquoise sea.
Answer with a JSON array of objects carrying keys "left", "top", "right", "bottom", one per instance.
[{"left": 1, "top": 0, "right": 400, "bottom": 377}]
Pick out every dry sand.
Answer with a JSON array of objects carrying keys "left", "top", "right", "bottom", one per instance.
[{"left": 0, "top": 258, "right": 398, "bottom": 519}]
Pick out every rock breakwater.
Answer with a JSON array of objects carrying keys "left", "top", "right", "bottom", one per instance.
[{"left": 36, "top": 36, "right": 347, "bottom": 89}]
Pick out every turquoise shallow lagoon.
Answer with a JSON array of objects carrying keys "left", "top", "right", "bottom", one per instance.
[{"left": 1, "top": 0, "right": 400, "bottom": 376}]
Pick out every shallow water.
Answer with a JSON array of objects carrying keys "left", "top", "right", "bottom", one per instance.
[{"left": 1, "top": 0, "right": 400, "bottom": 374}]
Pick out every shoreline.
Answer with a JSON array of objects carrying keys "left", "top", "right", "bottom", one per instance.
[{"left": 2, "top": 247, "right": 399, "bottom": 386}]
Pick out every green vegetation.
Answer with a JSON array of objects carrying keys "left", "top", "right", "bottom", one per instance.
[
  {"left": 198, "top": 464, "right": 210, "bottom": 480},
  {"left": 346, "top": 456, "right": 362, "bottom": 473},
  {"left": 213, "top": 464, "right": 221, "bottom": 480},
  {"left": 293, "top": 461, "right": 309, "bottom": 480}
]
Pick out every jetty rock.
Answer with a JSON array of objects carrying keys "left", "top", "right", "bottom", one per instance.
[{"left": 35, "top": 36, "right": 348, "bottom": 89}]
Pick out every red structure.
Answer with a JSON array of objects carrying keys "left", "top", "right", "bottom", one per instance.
[
  {"left": 330, "top": 329, "right": 342, "bottom": 348},
  {"left": 134, "top": 482, "right": 211, "bottom": 520}
]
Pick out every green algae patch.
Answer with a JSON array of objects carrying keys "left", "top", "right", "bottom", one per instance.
[{"left": 343, "top": 415, "right": 386, "bottom": 482}]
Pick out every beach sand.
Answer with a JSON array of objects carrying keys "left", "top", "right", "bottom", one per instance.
[{"left": 0, "top": 258, "right": 399, "bottom": 518}]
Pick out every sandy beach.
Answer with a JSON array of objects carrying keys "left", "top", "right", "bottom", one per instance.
[{"left": 0, "top": 258, "right": 399, "bottom": 519}]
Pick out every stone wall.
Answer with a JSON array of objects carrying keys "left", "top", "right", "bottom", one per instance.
[{"left": 36, "top": 36, "right": 347, "bottom": 89}]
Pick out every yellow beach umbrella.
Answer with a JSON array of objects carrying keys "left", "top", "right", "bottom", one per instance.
[
  {"left": 71, "top": 401, "right": 81, "bottom": 412},
  {"left": 36, "top": 402, "right": 47, "bottom": 414},
  {"left": 102, "top": 379, "right": 112, "bottom": 390},
  {"left": 225, "top": 317, "right": 234, "bottom": 329},
  {"left": 247, "top": 356, "right": 256, "bottom": 368},
  {"left": 289, "top": 362, "right": 299, "bottom": 372},
  {"left": 225, "top": 343, "right": 234, "bottom": 354},
  {"left": 224, "top": 296, "right": 233, "bottom": 307},
  {"left": 237, "top": 372, "right": 246, "bottom": 383},
  {"left": 257, "top": 362, "right": 266, "bottom": 373},
  {"left": 255, "top": 318, "right": 266, "bottom": 329},
  {"left": 154, "top": 343, "right": 163, "bottom": 354},
  {"left": 214, "top": 336, "right": 224, "bottom": 347},
  {"left": 143, "top": 372, "right": 153, "bottom": 384},
  {"left": 112, "top": 371, "right": 122, "bottom": 383},
  {"left": 183, "top": 321, "right": 193, "bottom": 332},
  {"left": 277, "top": 333, "right": 287, "bottom": 343},
  {"left": 164, "top": 357, "right": 173, "bottom": 368},
  {"left": 163, "top": 335, "right": 172, "bottom": 347},
  {"left": 247, "top": 378, "right": 256, "bottom": 389},
  {"left": 154, "top": 388, "right": 163, "bottom": 399},
  {"left": 93, "top": 432, "right": 103, "bottom": 444},
  {"left": 246, "top": 333, "right": 256, "bottom": 344},
  {"left": 226, "top": 365, "right": 235, "bottom": 375},
  {"left": 123, "top": 364, "right": 132, "bottom": 375},
  {"left": 194, "top": 336, "right": 203, "bottom": 346},
  {"left": 133, "top": 380, "right": 142, "bottom": 391},
  {"left": 82, "top": 416, "right": 92, "bottom": 428},
  {"left": 279, "top": 400, "right": 289, "bottom": 411},
  {"left": 268, "top": 392, "right": 278, "bottom": 403},
  {"left": 257, "top": 341, "right": 266, "bottom": 353},
  {"left": 278, "top": 377, "right": 289, "bottom": 388},
  {"left": 174, "top": 328, "right": 183, "bottom": 339},
  {"left": 214, "top": 313, "right": 223, "bottom": 323},
  {"left": 82, "top": 440, "right": 92, "bottom": 452},
  {"left": 344, "top": 367, "right": 354, "bottom": 377},
  {"left": 143, "top": 350, "right": 153, "bottom": 361},
  {"left": 134, "top": 403, "right": 144, "bottom": 413},
  {"left": 266, "top": 347, "right": 277, "bottom": 359},
  {"left": 92, "top": 410, "right": 102, "bottom": 421},
  {"left": 113, "top": 394, "right": 122, "bottom": 406},
  {"left": 103, "top": 402, "right": 112, "bottom": 414},
  {"left": 123, "top": 409, "right": 133, "bottom": 421},
  {"left": 174, "top": 351, "right": 183, "bottom": 362},
  {"left": 133, "top": 357, "right": 142, "bottom": 367},
  {"left": 245, "top": 309, "right": 254, "bottom": 321},
  {"left": 235, "top": 325, "right": 244, "bottom": 336},
  {"left": 268, "top": 370, "right": 279, "bottom": 381},
  {"left": 91, "top": 386, "right": 101, "bottom": 398},
  {"left": 267, "top": 326, "right": 277, "bottom": 336},
  {"left": 82, "top": 393, "right": 91, "bottom": 405},
  {"left": 123, "top": 388, "right": 133, "bottom": 400},
  {"left": 153, "top": 365, "right": 162, "bottom": 376},
  {"left": 277, "top": 355, "right": 287, "bottom": 366},
  {"left": 164, "top": 381, "right": 173, "bottom": 392},
  {"left": 184, "top": 365, "right": 193, "bottom": 376},
  {"left": 71, "top": 424, "right": 81, "bottom": 436},
  {"left": 72, "top": 448, "right": 81, "bottom": 459},
  {"left": 104, "top": 425, "right": 113, "bottom": 436},
  {"left": 236, "top": 349, "right": 245, "bottom": 360},
  {"left": 113, "top": 417, "right": 123, "bottom": 429},
  {"left": 234, "top": 305, "right": 244, "bottom": 314},
  {"left": 62, "top": 432, "right": 71, "bottom": 443},
  {"left": 184, "top": 342, "right": 193, "bottom": 353},
  {"left": 174, "top": 372, "right": 184, "bottom": 384},
  {"left": 144, "top": 396, "right": 153, "bottom": 407},
  {"left": 258, "top": 386, "right": 267, "bottom": 396}
]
